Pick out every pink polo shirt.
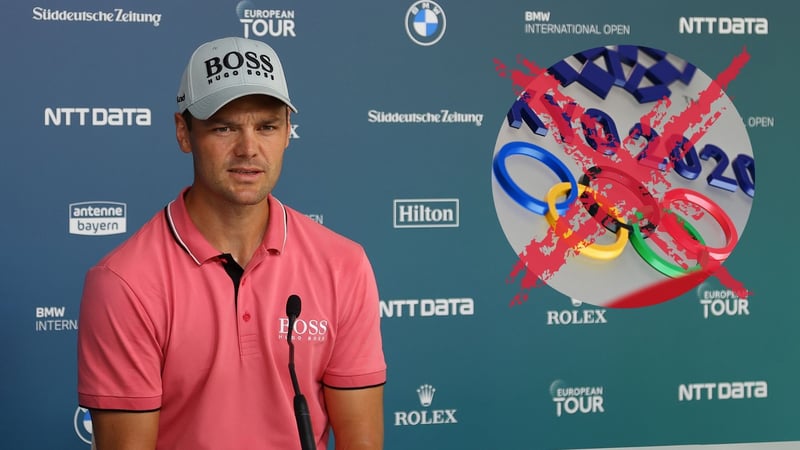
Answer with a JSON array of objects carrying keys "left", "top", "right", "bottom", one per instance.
[{"left": 77, "top": 189, "right": 386, "bottom": 450}]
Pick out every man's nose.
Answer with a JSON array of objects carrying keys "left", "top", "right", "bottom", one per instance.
[{"left": 233, "top": 129, "right": 258, "bottom": 157}]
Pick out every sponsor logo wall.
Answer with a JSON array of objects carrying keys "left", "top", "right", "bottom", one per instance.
[{"left": 1, "top": 1, "right": 796, "bottom": 449}]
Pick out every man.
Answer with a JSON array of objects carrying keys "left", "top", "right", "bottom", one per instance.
[{"left": 77, "top": 36, "right": 386, "bottom": 450}]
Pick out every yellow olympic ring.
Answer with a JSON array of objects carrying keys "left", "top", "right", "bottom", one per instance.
[{"left": 545, "top": 182, "right": 629, "bottom": 261}]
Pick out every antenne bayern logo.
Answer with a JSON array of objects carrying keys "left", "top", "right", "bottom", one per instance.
[
  {"left": 69, "top": 201, "right": 127, "bottom": 236},
  {"left": 405, "top": 1, "right": 446, "bottom": 46}
]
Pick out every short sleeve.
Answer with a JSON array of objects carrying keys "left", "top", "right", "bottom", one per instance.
[
  {"left": 322, "top": 249, "right": 387, "bottom": 389},
  {"left": 77, "top": 265, "right": 163, "bottom": 410}
]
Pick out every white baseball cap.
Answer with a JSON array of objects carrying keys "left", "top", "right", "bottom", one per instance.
[{"left": 177, "top": 37, "right": 297, "bottom": 120}]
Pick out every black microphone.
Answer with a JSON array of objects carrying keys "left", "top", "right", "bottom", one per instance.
[{"left": 286, "top": 294, "right": 317, "bottom": 450}]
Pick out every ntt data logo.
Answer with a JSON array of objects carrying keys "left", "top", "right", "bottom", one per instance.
[
  {"left": 44, "top": 107, "right": 152, "bottom": 126},
  {"left": 393, "top": 198, "right": 459, "bottom": 228},
  {"left": 394, "top": 384, "right": 458, "bottom": 426},
  {"left": 678, "top": 17, "right": 768, "bottom": 34},
  {"left": 236, "top": 0, "right": 296, "bottom": 38},
  {"left": 73, "top": 407, "right": 93, "bottom": 444},
  {"left": 405, "top": 1, "right": 446, "bottom": 46},
  {"left": 380, "top": 297, "right": 475, "bottom": 318},
  {"left": 678, "top": 381, "right": 768, "bottom": 401},
  {"left": 69, "top": 201, "right": 127, "bottom": 236},
  {"left": 550, "top": 379, "right": 605, "bottom": 417}
]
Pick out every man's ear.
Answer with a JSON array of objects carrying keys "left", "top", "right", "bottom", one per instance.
[{"left": 174, "top": 112, "right": 192, "bottom": 154}]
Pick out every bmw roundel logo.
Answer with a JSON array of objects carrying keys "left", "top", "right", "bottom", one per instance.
[
  {"left": 405, "top": 1, "right": 447, "bottom": 46},
  {"left": 73, "top": 406, "right": 93, "bottom": 444}
]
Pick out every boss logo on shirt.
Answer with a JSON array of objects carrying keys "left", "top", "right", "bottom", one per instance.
[{"left": 278, "top": 317, "right": 329, "bottom": 342}]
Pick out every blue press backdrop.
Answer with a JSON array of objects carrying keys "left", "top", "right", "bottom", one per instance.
[{"left": 1, "top": 1, "right": 796, "bottom": 449}]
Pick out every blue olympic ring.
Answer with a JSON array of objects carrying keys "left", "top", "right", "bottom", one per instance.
[{"left": 493, "top": 141, "right": 578, "bottom": 216}]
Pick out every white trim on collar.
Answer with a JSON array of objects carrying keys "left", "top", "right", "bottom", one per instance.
[
  {"left": 166, "top": 200, "right": 202, "bottom": 266},
  {"left": 274, "top": 196, "right": 289, "bottom": 254}
]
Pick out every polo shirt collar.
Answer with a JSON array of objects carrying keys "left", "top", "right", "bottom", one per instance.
[{"left": 165, "top": 187, "right": 288, "bottom": 266}]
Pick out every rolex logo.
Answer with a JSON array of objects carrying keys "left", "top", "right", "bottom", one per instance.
[
  {"left": 394, "top": 384, "right": 457, "bottom": 426},
  {"left": 417, "top": 384, "right": 436, "bottom": 407}
]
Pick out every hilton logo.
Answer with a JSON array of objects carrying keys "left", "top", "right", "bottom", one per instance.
[
  {"left": 394, "top": 384, "right": 458, "bottom": 426},
  {"left": 393, "top": 198, "right": 459, "bottom": 228}
]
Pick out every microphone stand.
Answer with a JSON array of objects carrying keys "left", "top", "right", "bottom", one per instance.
[{"left": 287, "top": 301, "right": 317, "bottom": 450}]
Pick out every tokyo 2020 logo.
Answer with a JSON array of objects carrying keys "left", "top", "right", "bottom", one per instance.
[{"left": 492, "top": 45, "right": 754, "bottom": 308}]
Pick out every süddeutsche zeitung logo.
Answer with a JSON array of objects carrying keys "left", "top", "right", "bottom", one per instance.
[
  {"left": 69, "top": 201, "right": 127, "bottom": 236},
  {"left": 32, "top": 7, "right": 161, "bottom": 26},
  {"left": 368, "top": 110, "right": 483, "bottom": 126},
  {"left": 394, "top": 384, "right": 458, "bottom": 426},
  {"left": 236, "top": 1, "right": 296, "bottom": 38},
  {"left": 550, "top": 379, "right": 605, "bottom": 417}
]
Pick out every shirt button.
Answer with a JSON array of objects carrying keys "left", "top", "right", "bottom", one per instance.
[{"left": 243, "top": 312, "right": 251, "bottom": 322}]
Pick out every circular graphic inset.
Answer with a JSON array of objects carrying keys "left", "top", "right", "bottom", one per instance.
[{"left": 492, "top": 45, "right": 754, "bottom": 307}]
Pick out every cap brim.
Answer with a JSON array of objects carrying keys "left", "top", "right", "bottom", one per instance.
[{"left": 186, "top": 84, "right": 298, "bottom": 120}]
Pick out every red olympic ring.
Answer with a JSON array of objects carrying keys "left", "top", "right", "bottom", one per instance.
[{"left": 660, "top": 188, "right": 739, "bottom": 261}]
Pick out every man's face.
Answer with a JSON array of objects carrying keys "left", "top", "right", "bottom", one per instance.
[{"left": 175, "top": 95, "right": 291, "bottom": 208}]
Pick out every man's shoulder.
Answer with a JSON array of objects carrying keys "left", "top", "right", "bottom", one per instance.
[{"left": 93, "top": 207, "right": 170, "bottom": 272}]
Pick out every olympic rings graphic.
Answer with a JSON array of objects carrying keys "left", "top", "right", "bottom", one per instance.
[
  {"left": 544, "top": 182, "right": 629, "bottom": 261},
  {"left": 578, "top": 165, "right": 661, "bottom": 238},
  {"left": 492, "top": 141, "right": 578, "bottom": 216},
  {"left": 629, "top": 210, "right": 705, "bottom": 278},
  {"left": 491, "top": 45, "right": 754, "bottom": 307},
  {"left": 492, "top": 156, "right": 740, "bottom": 270},
  {"left": 660, "top": 188, "right": 739, "bottom": 261}
]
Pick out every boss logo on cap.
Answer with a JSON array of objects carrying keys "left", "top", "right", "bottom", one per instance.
[{"left": 204, "top": 51, "right": 275, "bottom": 84}]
